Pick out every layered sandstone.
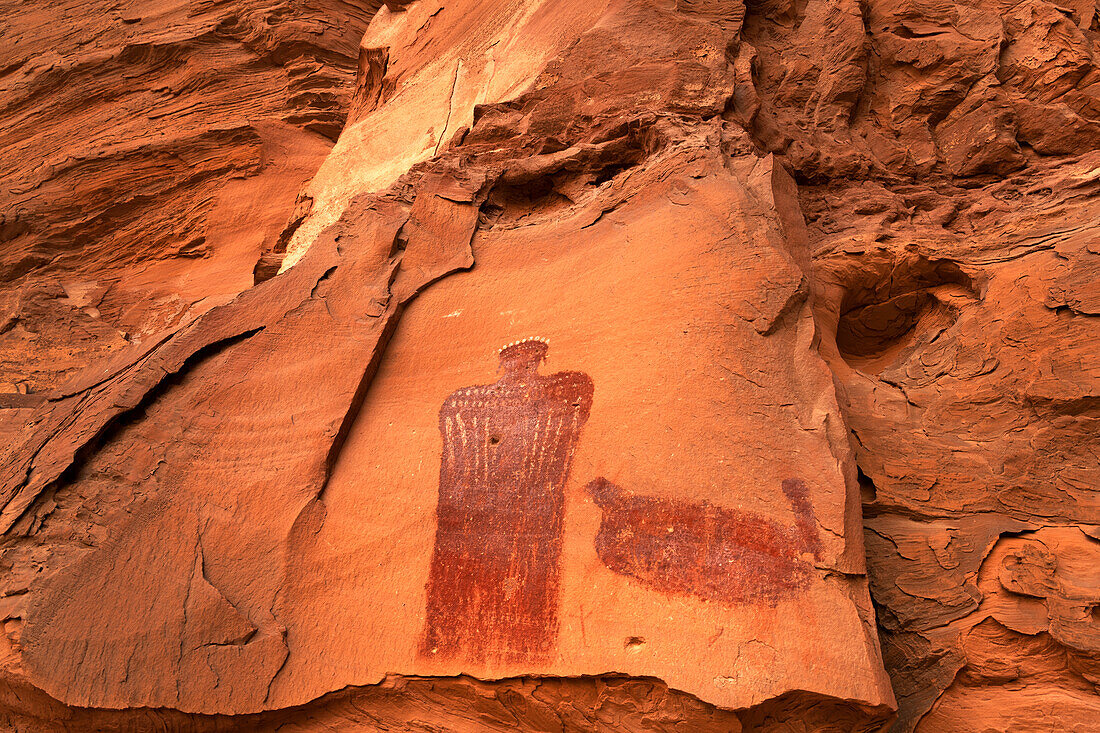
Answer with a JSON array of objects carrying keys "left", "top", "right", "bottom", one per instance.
[
  {"left": 0, "top": 0, "right": 376, "bottom": 397},
  {"left": 1, "top": 0, "right": 1098, "bottom": 731}
]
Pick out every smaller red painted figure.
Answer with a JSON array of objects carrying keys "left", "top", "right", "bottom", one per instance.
[
  {"left": 421, "top": 338, "right": 593, "bottom": 665},
  {"left": 586, "top": 476, "right": 823, "bottom": 605}
]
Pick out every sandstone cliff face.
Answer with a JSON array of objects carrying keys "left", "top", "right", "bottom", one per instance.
[
  {"left": 0, "top": 0, "right": 376, "bottom": 396},
  {"left": 0, "top": 0, "right": 1097, "bottom": 731}
]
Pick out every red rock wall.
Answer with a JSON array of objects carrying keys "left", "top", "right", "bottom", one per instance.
[
  {"left": 0, "top": 0, "right": 378, "bottom": 393},
  {"left": 740, "top": 1, "right": 1100, "bottom": 727},
  {"left": 1, "top": 0, "right": 1098, "bottom": 731}
]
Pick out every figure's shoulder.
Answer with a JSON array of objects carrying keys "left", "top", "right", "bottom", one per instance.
[
  {"left": 547, "top": 370, "right": 594, "bottom": 389},
  {"left": 440, "top": 383, "right": 493, "bottom": 411},
  {"left": 544, "top": 370, "right": 594, "bottom": 404}
]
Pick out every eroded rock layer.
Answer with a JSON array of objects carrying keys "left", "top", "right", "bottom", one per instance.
[
  {"left": 0, "top": 0, "right": 377, "bottom": 395},
  {"left": 1, "top": 0, "right": 1098, "bottom": 731}
]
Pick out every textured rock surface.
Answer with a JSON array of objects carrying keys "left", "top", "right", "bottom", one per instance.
[
  {"left": 1, "top": 0, "right": 1099, "bottom": 731},
  {"left": 0, "top": 0, "right": 376, "bottom": 394}
]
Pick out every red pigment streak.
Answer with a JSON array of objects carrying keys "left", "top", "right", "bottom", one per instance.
[
  {"left": 420, "top": 340, "right": 593, "bottom": 665},
  {"left": 586, "top": 477, "right": 823, "bottom": 605}
]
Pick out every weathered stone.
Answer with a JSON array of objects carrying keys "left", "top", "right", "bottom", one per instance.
[{"left": 2, "top": 0, "right": 1099, "bottom": 730}]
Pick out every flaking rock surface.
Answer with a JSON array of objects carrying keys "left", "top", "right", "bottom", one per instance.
[{"left": 1, "top": 0, "right": 1098, "bottom": 731}]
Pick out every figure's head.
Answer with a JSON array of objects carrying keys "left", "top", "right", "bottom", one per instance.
[{"left": 498, "top": 337, "right": 549, "bottom": 376}]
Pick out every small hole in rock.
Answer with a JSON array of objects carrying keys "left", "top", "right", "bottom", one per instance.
[
  {"left": 857, "top": 467, "right": 877, "bottom": 504},
  {"left": 489, "top": 436, "right": 501, "bottom": 445},
  {"left": 625, "top": 636, "right": 646, "bottom": 649},
  {"left": 834, "top": 256, "right": 976, "bottom": 372}
]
